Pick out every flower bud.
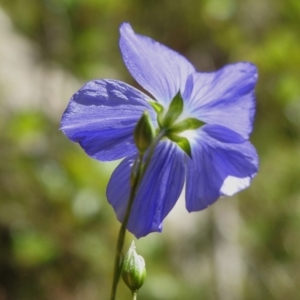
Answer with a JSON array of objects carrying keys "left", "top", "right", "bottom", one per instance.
[
  {"left": 122, "top": 241, "right": 146, "bottom": 293},
  {"left": 134, "top": 111, "right": 155, "bottom": 154}
]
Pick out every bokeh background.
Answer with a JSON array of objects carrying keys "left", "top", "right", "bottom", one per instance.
[{"left": 0, "top": 0, "right": 300, "bottom": 299}]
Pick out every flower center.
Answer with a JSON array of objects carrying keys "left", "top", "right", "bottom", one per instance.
[{"left": 150, "top": 92, "right": 204, "bottom": 157}]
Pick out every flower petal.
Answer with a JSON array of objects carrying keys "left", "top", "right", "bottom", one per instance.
[
  {"left": 201, "top": 124, "right": 247, "bottom": 144},
  {"left": 185, "top": 125, "right": 258, "bottom": 211},
  {"left": 61, "top": 79, "right": 156, "bottom": 161},
  {"left": 107, "top": 140, "right": 185, "bottom": 238},
  {"left": 185, "top": 62, "right": 258, "bottom": 138},
  {"left": 119, "top": 23, "right": 195, "bottom": 106}
]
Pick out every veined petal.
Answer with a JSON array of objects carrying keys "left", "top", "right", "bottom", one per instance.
[
  {"left": 119, "top": 23, "right": 195, "bottom": 106},
  {"left": 61, "top": 79, "right": 156, "bottom": 161},
  {"left": 107, "top": 140, "right": 185, "bottom": 238},
  {"left": 185, "top": 62, "right": 258, "bottom": 139},
  {"left": 201, "top": 124, "right": 247, "bottom": 144},
  {"left": 185, "top": 126, "right": 258, "bottom": 211},
  {"left": 106, "top": 154, "right": 134, "bottom": 220}
]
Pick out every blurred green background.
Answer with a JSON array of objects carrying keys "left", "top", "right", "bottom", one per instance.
[{"left": 0, "top": 0, "right": 300, "bottom": 299}]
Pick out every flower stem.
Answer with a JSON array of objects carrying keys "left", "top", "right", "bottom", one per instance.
[
  {"left": 110, "top": 153, "right": 144, "bottom": 300},
  {"left": 109, "top": 129, "right": 166, "bottom": 300},
  {"left": 132, "top": 292, "right": 137, "bottom": 300}
]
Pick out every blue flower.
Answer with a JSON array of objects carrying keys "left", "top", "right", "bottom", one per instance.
[{"left": 61, "top": 23, "right": 258, "bottom": 238}]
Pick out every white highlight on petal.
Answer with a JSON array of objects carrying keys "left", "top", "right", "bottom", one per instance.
[
  {"left": 177, "top": 129, "right": 198, "bottom": 143},
  {"left": 220, "top": 176, "right": 251, "bottom": 196}
]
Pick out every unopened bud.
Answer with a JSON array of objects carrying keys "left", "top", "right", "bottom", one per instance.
[
  {"left": 134, "top": 111, "right": 155, "bottom": 154},
  {"left": 122, "top": 241, "right": 146, "bottom": 293}
]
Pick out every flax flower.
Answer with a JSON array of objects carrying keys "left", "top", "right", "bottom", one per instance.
[{"left": 61, "top": 23, "right": 258, "bottom": 238}]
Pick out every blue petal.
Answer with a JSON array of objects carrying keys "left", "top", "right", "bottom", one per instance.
[
  {"left": 107, "top": 140, "right": 185, "bottom": 238},
  {"left": 61, "top": 79, "right": 156, "bottom": 161},
  {"left": 185, "top": 62, "right": 258, "bottom": 139},
  {"left": 119, "top": 23, "right": 195, "bottom": 106},
  {"left": 201, "top": 124, "right": 247, "bottom": 144},
  {"left": 185, "top": 125, "right": 258, "bottom": 211}
]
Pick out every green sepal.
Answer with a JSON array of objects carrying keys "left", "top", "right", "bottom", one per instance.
[
  {"left": 149, "top": 101, "right": 164, "bottom": 128},
  {"left": 168, "top": 133, "right": 192, "bottom": 158},
  {"left": 169, "top": 118, "right": 204, "bottom": 134},
  {"left": 134, "top": 111, "right": 155, "bottom": 154},
  {"left": 149, "top": 100, "right": 164, "bottom": 114},
  {"left": 162, "top": 92, "right": 184, "bottom": 128}
]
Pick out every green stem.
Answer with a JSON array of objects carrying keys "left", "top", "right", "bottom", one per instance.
[
  {"left": 110, "top": 153, "right": 143, "bottom": 300},
  {"left": 132, "top": 292, "right": 137, "bottom": 300},
  {"left": 109, "top": 129, "right": 166, "bottom": 300}
]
